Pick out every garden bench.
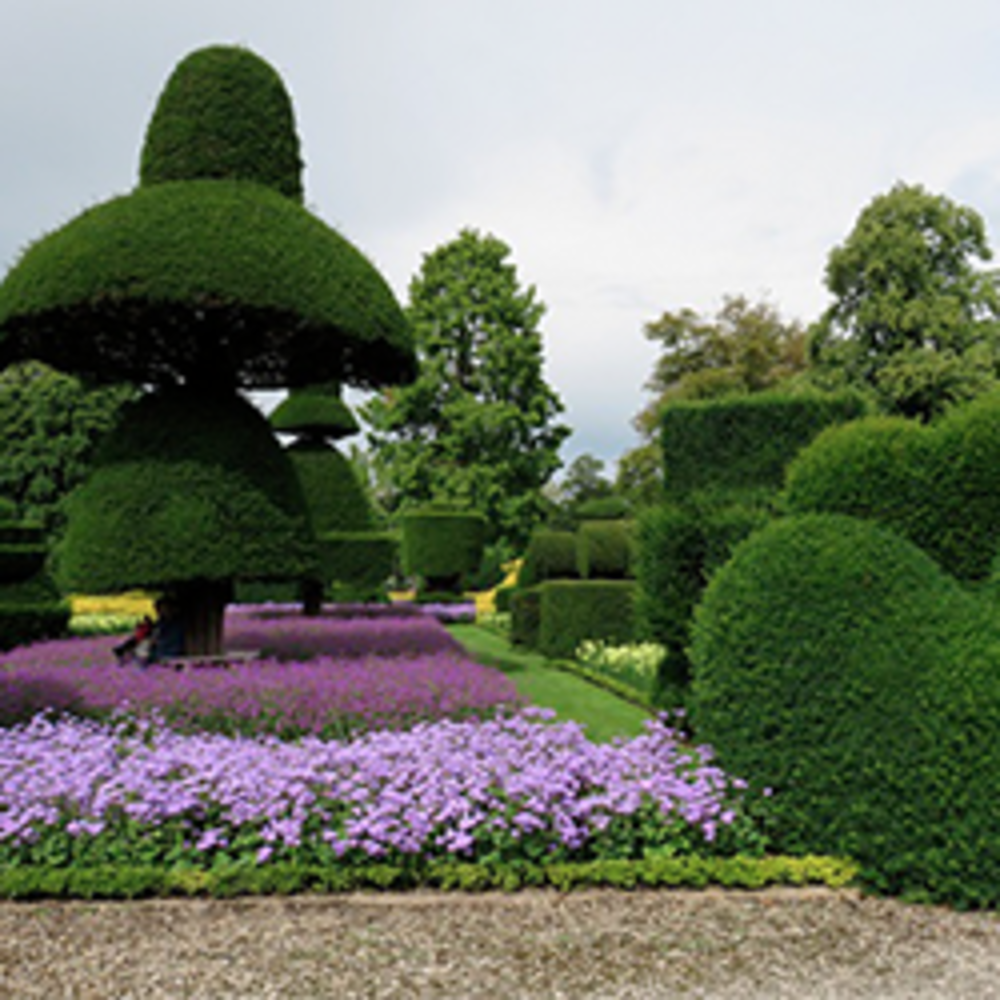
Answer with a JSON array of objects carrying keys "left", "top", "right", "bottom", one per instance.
[{"left": 157, "top": 649, "right": 261, "bottom": 670}]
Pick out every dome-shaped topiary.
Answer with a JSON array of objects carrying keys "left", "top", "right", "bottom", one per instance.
[
  {"left": 270, "top": 383, "right": 360, "bottom": 440},
  {"left": 690, "top": 512, "right": 1000, "bottom": 908},
  {"left": 0, "top": 181, "right": 415, "bottom": 389},
  {"left": 57, "top": 388, "right": 317, "bottom": 596},
  {"left": 139, "top": 45, "right": 304, "bottom": 201}
]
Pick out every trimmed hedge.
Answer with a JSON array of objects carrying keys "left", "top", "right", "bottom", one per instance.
[
  {"left": 0, "top": 855, "right": 858, "bottom": 900},
  {"left": 270, "top": 384, "right": 359, "bottom": 440},
  {"left": 318, "top": 530, "right": 397, "bottom": 590},
  {"left": 517, "top": 529, "right": 579, "bottom": 588},
  {"left": 573, "top": 496, "right": 632, "bottom": 521},
  {"left": 690, "top": 513, "right": 1000, "bottom": 909},
  {"left": 783, "top": 393, "right": 1000, "bottom": 582},
  {"left": 661, "top": 391, "right": 868, "bottom": 499},
  {"left": 0, "top": 523, "right": 69, "bottom": 651},
  {"left": 400, "top": 509, "right": 487, "bottom": 590},
  {"left": 285, "top": 440, "right": 372, "bottom": 536},
  {"left": 509, "top": 587, "right": 542, "bottom": 648},
  {"left": 537, "top": 580, "right": 636, "bottom": 659},
  {"left": 634, "top": 501, "right": 767, "bottom": 693},
  {"left": 139, "top": 45, "right": 304, "bottom": 201},
  {"left": 57, "top": 388, "right": 318, "bottom": 594},
  {"left": 576, "top": 520, "right": 634, "bottom": 580},
  {"left": 0, "top": 544, "right": 48, "bottom": 582}
]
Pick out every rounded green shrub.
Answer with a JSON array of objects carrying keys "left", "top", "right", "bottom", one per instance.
[
  {"left": 573, "top": 496, "right": 631, "bottom": 521},
  {"left": 784, "top": 394, "right": 1000, "bottom": 582},
  {"left": 576, "top": 520, "right": 634, "bottom": 579},
  {"left": 139, "top": 45, "right": 304, "bottom": 201},
  {"left": 57, "top": 388, "right": 318, "bottom": 594},
  {"left": 690, "top": 512, "right": 1000, "bottom": 907}
]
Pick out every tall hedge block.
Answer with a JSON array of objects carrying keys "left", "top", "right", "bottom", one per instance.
[
  {"left": 510, "top": 586, "right": 542, "bottom": 648},
  {"left": 537, "top": 580, "right": 636, "bottom": 659},
  {"left": 576, "top": 520, "right": 634, "bottom": 580},
  {"left": 518, "top": 530, "right": 579, "bottom": 588},
  {"left": 661, "top": 391, "right": 868, "bottom": 499},
  {"left": 400, "top": 509, "right": 486, "bottom": 588}
]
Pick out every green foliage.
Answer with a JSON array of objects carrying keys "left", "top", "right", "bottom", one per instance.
[
  {"left": 57, "top": 388, "right": 317, "bottom": 594},
  {"left": 573, "top": 495, "right": 632, "bottom": 521},
  {"left": 0, "top": 180, "right": 415, "bottom": 390},
  {"left": 285, "top": 440, "right": 372, "bottom": 536},
  {"left": 400, "top": 509, "right": 487, "bottom": 590},
  {"left": 537, "top": 580, "right": 636, "bottom": 659},
  {"left": 576, "top": 520, "right": 634, "bottom": 579},
  {"left": 0, "top": 518, "right": 69, "bottom": 650},
  {"left": 517, "top": 529, "right": 579, "bottom": 588},
  {"left": 269, "top": 384, "right": 359, "bottom": 439},
  {"left": 0, "top": 855, "right": 857, "bottom": 900},
  {"left": 634, "top": 293, "right": 810, "bottom": 441},
  {"left": 361, "top": 228, "right": 570, "bottom": 548},
  {"left": 661, "top": 391, "right": 869, "bottom": 499},
  {"left": 634, "top": 502, "right": 766, "bottom": 694},
  {"left": 0, "top": 361, "right": 135, "bottom": 530},
  {"left": 690, "top": 513, "right": 1000, "bottom": 908},
  {"left": 509, "top": 587, "right": 542, "bottom": 647},
  {"left": 783, "top": 393, "right": 1000, "bottom": 581},
  {"left": 139, "top": 45, "right": 304, "bottom": 201},
  {"left": 318, "top": 530, "right": 397, "bottom": 590},
  {"left": 810, "top": 182, "right": 1000, "bottom": 420}
]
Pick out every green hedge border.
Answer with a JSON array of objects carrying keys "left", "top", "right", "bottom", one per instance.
[{"left": 0, "top": 855, "right": 858, "bottom": 899}]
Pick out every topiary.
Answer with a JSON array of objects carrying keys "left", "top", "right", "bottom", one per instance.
[
  {"left": 690, "top": 512, "right": 1000, "bottom": 908},
  {"left": 400, "top": 509, "right": 487, "bottom": 593},
  {"left": 139, "top": 45, "right": 304, "bottom": 201},
  {"left": 285, "top": 440, "right": 372, "bottom": 536},
  {"left": 0, "top": 519, "right": 69, "bottom": 651},
  {"left": 536, "top": 580, "right": 636, "bottom": 659},
  {"left": 269, "top": 384, "right": 360, "bottom": 440},
  {"left": 517, "top": 530, "right": 579, "bottom": 588},
  {"left": 576, "top": 520, "right": 634, "bottom": 579},
  {"left": 783, "top": 392, "right": 1000, "bottom": 582}
]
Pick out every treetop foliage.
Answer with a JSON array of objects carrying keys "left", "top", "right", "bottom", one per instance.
[
  {"left": 139, "top": 45, "right": 304, "bottom": 202},
  {"left": 362, "top": 228, "right": 570, "bottom": 548},
  {"left": 810, "top": 182, "right": 1000, "bottom": 419}
]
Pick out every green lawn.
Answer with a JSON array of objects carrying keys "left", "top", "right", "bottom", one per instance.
[{"left": 448, "top": 623, "right": 651, "bottom": 742}]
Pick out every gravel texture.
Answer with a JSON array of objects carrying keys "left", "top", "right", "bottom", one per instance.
[{"left": 2, "top": 887, "right": 1000, "bottom": 998}]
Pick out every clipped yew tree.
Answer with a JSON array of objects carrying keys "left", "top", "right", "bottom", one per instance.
[
  {"left": 270, "top": 383, "right": 394, "bottom": 612},
  {"left": 0, "top": 46, "right": 415, "bottom": 655}
]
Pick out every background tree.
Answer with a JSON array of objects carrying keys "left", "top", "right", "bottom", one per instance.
[
  {"left": 810, "top": 181, "right": 1000, "bottom": 420},
  {"left": 0, "top": 46, "right": 415, "bottom": 654},
  {"left": 0, "top": 362, "right": 135, "bottom": 530},
  {"left": 361, "top": 228, "right": 570, "bottom": 551},
  {"left": 620, "top": 294, "right": 809, "bottom": 501}
]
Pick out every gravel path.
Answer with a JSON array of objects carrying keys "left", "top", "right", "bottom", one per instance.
[{"left": 2, "top": 887, "right": 999, "bottom": 998}]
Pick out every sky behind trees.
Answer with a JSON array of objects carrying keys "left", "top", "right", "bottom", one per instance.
[{"left": 4, "top": 1, "right": 1000, "bottom": 466}]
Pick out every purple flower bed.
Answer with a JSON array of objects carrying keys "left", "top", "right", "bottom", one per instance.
[
  {"left": 0, "top": 710, "right": 763, "bottom": 868},
  {"left": 0, "top": 608, "right": 522, "bottom": 738}
]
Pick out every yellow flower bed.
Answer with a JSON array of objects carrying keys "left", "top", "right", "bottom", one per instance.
[{"left": 70, "top": 592, "right": 156, "bottom": 618}]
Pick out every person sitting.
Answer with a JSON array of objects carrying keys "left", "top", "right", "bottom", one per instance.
[
  {"left": 113, "top": 615, "right": 154, "bottom": 665},
  {"left": 144, "top": 597, "right": 185, "bottom": 664}
]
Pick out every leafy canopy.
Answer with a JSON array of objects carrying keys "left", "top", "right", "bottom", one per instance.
[
  {"left": 361, "top": 229, "right": 570, "bottom": 548},
  {"left": 810, "top": 181, "right": 1000, "bottom": 420}
]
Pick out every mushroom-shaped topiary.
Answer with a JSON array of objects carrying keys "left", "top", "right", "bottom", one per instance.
[
  {"left": 270, "top": 382, "right": 360, "bottom": 441},
  {"left": 0, "top": 45, "right": 416, "bottom": 655}
]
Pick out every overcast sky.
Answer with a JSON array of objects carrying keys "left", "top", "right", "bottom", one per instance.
[{"left": 3, "top": 1, "right": 1000, "bottom": 472}]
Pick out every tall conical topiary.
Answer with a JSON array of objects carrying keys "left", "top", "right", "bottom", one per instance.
[{"left": 0, "top": 45, "right": 415, "bottom": 654}]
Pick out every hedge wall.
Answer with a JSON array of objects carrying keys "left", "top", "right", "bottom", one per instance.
[
  {"left": 517, "top": 530, "right": 579, "bottom": 588},
  {"left": 318, "top": 530, "right": 397, "bottom": 591},
  {"left": 661, "top": 391, "right": 868, "bottom": 499},
  {"left": 576, "top": 520, "right": 634, "bottom": 580},
  {"left": 0, "top": 523, "right": 69, "bottom": 651},
  {"left": 537, "top": 580, "right": 636, "bottom": 659}
]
